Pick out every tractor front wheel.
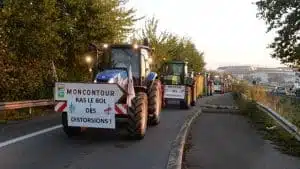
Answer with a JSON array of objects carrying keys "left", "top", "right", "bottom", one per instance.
[
  {"left": 191, "top": 85, "right": 197, "bottom": 106},
  {"left": 127, "top": 92, "right": 148, "bottom": 140},
  {"left": 62, "top": 112, "right": 81, "bottom": 138},
  {"left": 180, "top": 86, "right": 191, "bottom": 109}
]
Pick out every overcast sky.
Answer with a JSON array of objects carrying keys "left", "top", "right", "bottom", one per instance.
[{"left": 126, "top": 0, "right": 285, "bottom": 70}]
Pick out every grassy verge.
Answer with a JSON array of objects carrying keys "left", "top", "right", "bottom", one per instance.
[
  {"left": 232, "top": 83, "right": 300, "bottom": 129},
  {"left": 234, "top": 93, "right": 300, "bottom": 157},
  {"left": 0, "top": 106, "right": 53, "bottom": 124}
]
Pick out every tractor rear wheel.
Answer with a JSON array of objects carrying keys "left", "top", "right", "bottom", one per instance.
[
  {"left": 180, "top": 86, "right": 191, "bottom": 109},
  {"left": 148, "top": 80, "right": 162, "bottom": 125},
  {"left": 62, "top": 112, "right": 81, "bottom": 137},
  {"left": 127, "top": 92, "right": 148, "bottom": 140}
]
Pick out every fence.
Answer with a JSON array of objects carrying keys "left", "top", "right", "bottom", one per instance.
[
  {"left": 0, "top": 99, "right": 54, "bottom": 113},
  {"left": 241, "top": 94, "right": 300, "bottom": 141}
]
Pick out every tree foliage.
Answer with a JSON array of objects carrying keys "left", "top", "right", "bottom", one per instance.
[
  {"left": 0, "top": 2, "right": 206, "bottom": 102},
  {"left": 255, "top": 0, "right": 300, "bottom": 66},
  {"left": 0, "top": 0, "right": 137, "bottom": 101},
  {"left": 136, "top": 17, "right": 205, "bottom": 72}
]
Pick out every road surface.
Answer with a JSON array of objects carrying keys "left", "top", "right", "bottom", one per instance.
[
  {"left": 0, "top": 104, "right": 197, "bottom": 169},
  {"left": 185, "top": 94, "right": 300, "bottom": 169}
]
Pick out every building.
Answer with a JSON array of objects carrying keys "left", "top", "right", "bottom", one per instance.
[
  {"left": 217, "top": 66, "right": 256, "bottom": 80},
  {"left": 217, "top": 65, "right": 296, "bottom": 87}
]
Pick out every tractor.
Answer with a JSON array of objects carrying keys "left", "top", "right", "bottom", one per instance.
[
  {"left": 159, "top": 60, "right": 197, "bottom": 109},
  {"left": 54, "top": 39, "right": 163, "bottom": 140}
]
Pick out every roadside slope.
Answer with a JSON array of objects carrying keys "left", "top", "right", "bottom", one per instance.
[{"left": 185, "top": 94, "right": 300, "bottom": 169}]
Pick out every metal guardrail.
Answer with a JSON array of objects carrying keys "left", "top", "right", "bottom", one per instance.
[
  {"left": 256, "top": 102, "right": 300, "bottom": 141},
  {"left": 0, "top": 99, "right": 54, "bottom": 111},
  {"left": 241, "top": 94, "right": 300, "bottom": 141}
]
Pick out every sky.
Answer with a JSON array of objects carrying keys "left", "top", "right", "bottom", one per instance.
[{"left": 125, "top": 0, "right": 286, "bottom": 70}]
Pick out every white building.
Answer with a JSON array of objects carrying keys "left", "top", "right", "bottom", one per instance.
[{"left": 217, "top": 65, "right": 296, "bottom": 86}]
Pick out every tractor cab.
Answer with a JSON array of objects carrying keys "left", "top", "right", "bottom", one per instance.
[
  {"left": 160, "top": 60, "right": 193, "bottom": 86},
  {"left": 90, "top": 40, "right": 156, "bottom": 93}
]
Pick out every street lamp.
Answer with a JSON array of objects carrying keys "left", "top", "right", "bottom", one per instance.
[
  {"left": 148, "top": 58, "right": 153, "bottom": 64},
  {"left": 88, "top": 43, "right": 101, "bottom": 63},
  {"left": 85, "top": 55, "right": 92, "bottom": 64}
]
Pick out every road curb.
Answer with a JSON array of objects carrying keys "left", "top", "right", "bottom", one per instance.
[{"left": 166, "top": 109, "right": 202, "bottom": 169}]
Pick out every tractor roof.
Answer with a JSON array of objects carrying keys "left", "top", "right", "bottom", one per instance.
[
  {"left": 165, "top": 60, "right": 187, "bottom": 64},
  {"left": 109, "top": 44, "right": 151, "bottom": 50}
]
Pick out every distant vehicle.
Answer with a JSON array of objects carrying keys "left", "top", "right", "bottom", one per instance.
[
  {"left": 273, "top": 86, "right": 287, "bottom": 95},
  {"left": 213, "top": 76, "right": 224, "bottom": 94},
  {"left": 160, "top": 60, "right": 199, "bottom": 109},
  {"left": 213, "top": 81, "right": 223, "bottom": 94}
]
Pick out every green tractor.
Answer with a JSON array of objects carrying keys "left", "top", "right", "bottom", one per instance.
[{"left": 160, "top": 60, "right": 197, "bottom": 109}]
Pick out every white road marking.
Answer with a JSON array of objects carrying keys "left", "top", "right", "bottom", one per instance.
[{"left": 0, "top": 125, "right": 62, "bottom": 148}]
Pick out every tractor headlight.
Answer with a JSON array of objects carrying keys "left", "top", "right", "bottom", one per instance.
[
  {"left": 108, "top": 78, "right": 115, "bottom": 83},
  {"left": 94, "top": 79, "right": 97, "bottom": 83},
  {"left": 133, "top": 44, "right": 138, "bottom": 49},
  {"left": 103, "top": 43, "right": 108, "bottom": 48}
]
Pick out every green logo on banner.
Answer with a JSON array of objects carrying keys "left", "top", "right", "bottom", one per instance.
[{"left": 57, "top": 84, "right": 65, "bottom": 98}]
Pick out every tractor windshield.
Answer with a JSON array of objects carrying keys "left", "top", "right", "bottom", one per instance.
[
  {"left": 111, "top": 48, "right": 140, "bottom": 77},
  {"left": 166, "top": 63, "right": 184, "bottom": 76}
]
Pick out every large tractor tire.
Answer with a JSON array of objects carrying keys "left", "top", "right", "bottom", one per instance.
[
  {"left": 127, "top": 92, "right": 148, "bottom": 140},
  {"left": 148, "top": 80, "right": 162, "bottom": 125},
  {"left": 191, "top": 85, "right": 197, "bottom": 106},
  {"left": 62, "top": 112, "right": 81, "bottom": 137},
  {"left": 180, "top": 86, "right": 191, "bottom": 109}
]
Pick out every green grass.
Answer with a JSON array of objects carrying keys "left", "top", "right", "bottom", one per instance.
[{"left": 0, "top": 119, "right": 7, "bottom": 124}]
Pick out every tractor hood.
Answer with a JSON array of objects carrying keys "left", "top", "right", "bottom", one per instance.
[{"left": 95, "top": 69, "right": 128, "bottom": 83}]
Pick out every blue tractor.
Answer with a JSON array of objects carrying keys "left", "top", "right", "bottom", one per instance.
[{"left": 60, "top": 39, "right": 163, "bottom": 140}]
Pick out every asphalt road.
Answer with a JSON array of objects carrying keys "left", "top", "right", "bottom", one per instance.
[
  {"left": 0, "top": 112, "right": 61, "bottom": 142},
  {"left": 185, "top": 94, "right": 300, "bottom": 169},
  {"left": 0, "top": 103, "right": 197, "bottom": 169}
]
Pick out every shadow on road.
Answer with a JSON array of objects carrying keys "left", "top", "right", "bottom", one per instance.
[
  {"left": 59, "top": 128, "right": 141, "bottom": 150},
  {"left": 201, "top": 108, "right": 240, "bottom": 114}
]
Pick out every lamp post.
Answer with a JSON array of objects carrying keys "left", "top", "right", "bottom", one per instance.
[
  {"left": 88, "top": 43, "right": 99, "bottom": 63},
  {"left": 85, "top": 55, "right": 93, "bottom": 81}
]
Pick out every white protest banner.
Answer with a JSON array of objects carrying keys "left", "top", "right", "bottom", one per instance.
[
  {"left": 54, "top": 83, "right": 124, "bottom": 129},
  {"left": 164, "top": 85, "right": 185, "bottom": 99}
]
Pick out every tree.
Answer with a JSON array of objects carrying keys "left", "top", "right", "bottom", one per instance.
[
  {"left": 0, "top": 0, "right": 137, "bottom": 101},
  {"left": 255, "top": 0, "right": 300, "bottom": 66},
  {"left": 138, "top": 17, "right": 171, "bottom": 67},
  {"left": 136, "top": 17, "right": 205, "bottom": 72}
]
